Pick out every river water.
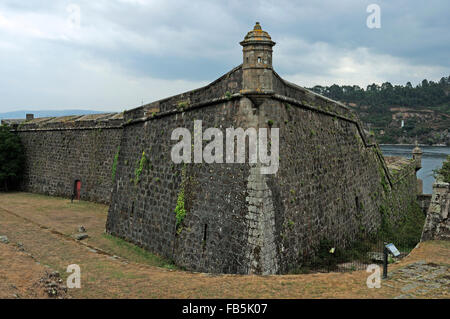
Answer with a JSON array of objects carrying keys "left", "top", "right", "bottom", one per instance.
[{"left": 380, "top": 145, "right": 450, "bottom": 194}]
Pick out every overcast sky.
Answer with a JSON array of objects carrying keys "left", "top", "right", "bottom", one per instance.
[{"left": 0, "top": 0, "right": 449, "bottom": 112}]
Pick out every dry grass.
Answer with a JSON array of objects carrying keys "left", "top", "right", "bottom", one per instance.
[
  {"left": 0, "top": 192, "right": 448, "bottom": 299},
  {"left": 0, "top": 241, "right": 50, "bottom": 299}
]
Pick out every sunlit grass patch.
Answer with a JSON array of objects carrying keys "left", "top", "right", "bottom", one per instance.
[{"left": 102, "top": 233, "right": 177, "bottom": 270}]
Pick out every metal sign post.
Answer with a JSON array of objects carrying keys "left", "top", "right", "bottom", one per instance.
[
  {"left": 383, "top": 243, "right": 388, "bottom": 279},
  {"left": 383, "top": 243, "right": 400, "bottom": 279}
]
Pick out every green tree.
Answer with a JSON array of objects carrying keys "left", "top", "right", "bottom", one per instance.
[
  {"left": 0, "top": 125, "right": 25, "bottom": 191},
  {"left": 435, "top": 155, "right": 450, "bottom": 183}
]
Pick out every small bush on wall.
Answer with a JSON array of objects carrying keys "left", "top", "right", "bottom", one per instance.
[{"left": 435, "top": 155, "right": 450, "bottom": 183}]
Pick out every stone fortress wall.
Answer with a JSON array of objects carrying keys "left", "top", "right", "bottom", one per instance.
[
  {"left": 104, "top": 67, "right": 420, "bottom": 274},
  {"left": 4, "top": 23, "right": 423, "bottom": 274},
  {"left": 421, "top": 175, "right": 450, "bottom": 241},
  {"left": 9, "top": 113, "right": 123, "bottom": 204}
]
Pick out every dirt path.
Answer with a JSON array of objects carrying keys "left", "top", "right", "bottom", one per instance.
[{"left": 0, "top": 192, "right": 448, "bottom": 299}]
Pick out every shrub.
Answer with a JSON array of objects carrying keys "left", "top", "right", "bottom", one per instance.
[
  {"left": 435, "top": 155, "right": 450, "bottom": 183},
  {"left": 378, "top": 201, "right": 425, "bottom": 251},
  {"left": 0, "top": 125, "right": 25, "bottom": 191}
]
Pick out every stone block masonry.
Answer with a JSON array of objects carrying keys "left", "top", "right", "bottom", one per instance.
[
  {"left": 104, "top": 68, "right": 420, "bottom": 274},
  {"left": 421, "top": 176, "right": 450, "bottom": 241},
  {"left": 13, "top": 113, "right": 123, "bottom": 204},
  {"left": 107, "top": 98, "right": 254, "bottom": 274}
]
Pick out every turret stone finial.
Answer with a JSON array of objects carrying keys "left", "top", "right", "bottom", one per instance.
[
  {"left": 240, "top": 22, "right": 276, "bottom": 97},
  {"left": 412, "top": 139, "right": 423, "bottom": 172},
  {"left": 413, "top": 139, "right": 422, "bottom": 154}
]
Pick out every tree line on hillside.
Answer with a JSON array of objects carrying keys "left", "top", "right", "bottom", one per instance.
[
  {"left": 309, "top": 76, "right": 450, "bottom": 145},
  {"left": 309, "top": 75, "right": 450, "bottom": 113}
]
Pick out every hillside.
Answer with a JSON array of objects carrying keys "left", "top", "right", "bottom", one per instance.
[{"left": 309, "top": 76, "right": 450, "bottom": 145}]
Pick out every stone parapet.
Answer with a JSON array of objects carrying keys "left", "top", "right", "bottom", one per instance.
[{"left": 421, "top": 177, "right": 450, "bottom": 241}]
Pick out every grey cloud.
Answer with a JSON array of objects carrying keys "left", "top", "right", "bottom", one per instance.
[{"left": 0, "top": 0, "right": 448, "bottom": 112}]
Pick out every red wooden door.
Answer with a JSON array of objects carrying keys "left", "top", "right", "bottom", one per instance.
[{"left": 75, "top": 180, "right": 81, "bottom": 200}]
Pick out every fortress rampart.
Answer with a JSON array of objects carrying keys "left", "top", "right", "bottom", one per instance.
[
  {"left": 421, "top": 175, "right": 450, "bottom": 241},
  {"left": 11, "top": 113, "right": 123, "bottom": 203},
  {"left": 4, "top": 23, "right": 422, "bottom": 274}
]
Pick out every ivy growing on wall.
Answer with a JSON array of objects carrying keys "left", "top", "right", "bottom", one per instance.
[
  {"left": 134, "top": 151, "right": 148, "bottom": 186},
  {"left": 378, "top": 163, "right": 389, "bottom": 193},
  {"left": 174, "top": 164, "right": 199, "bottom": 235},
  {"left": 378, "top": 201, "right": 425, "bottom": 250},
  {"left": 174, "top": 165, "right": 187, "bottom": 234},
  {"left": 175, "top": 190, "right": 186, "bottom": 235},
  {"left": 111, "top": 146, "right": 120, "bottom": 182}
]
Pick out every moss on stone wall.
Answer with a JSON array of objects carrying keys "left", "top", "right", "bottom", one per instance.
[{"left": 378, "top": 201, "right": 425, "bottom": 250}]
